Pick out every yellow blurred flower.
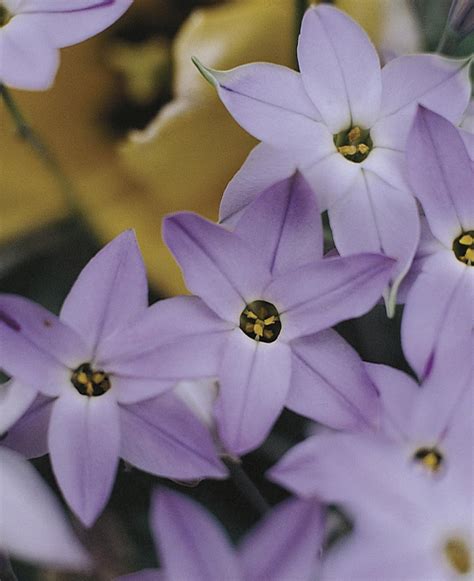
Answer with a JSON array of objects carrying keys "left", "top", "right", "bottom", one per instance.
[{"left": 1, "top": 0, "right": 398, "bottom": 296}]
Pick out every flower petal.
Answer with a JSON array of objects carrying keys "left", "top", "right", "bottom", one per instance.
[
  {"left": 60, "top": 230, "right": 148, "bottom": 355},
  {"left": 233, "top": 172, "right": 323, "bottom": 273},
  {"left": 267, "top": 253, "right": 395, "bottom": 340},
  {"left": 1, "top": 393, "right": 52, "bottom": 458},
  {"left": 0, "top": 295, "right": 88, "bottom": 396},
  {"left": 298, "top": 5, "right": 382, "bottom": 132},
  {"left": 215, "top": 329, "right": 292, "bottom": 455},
  {"left": 219, "top": 143, "right": 297, "bottom": 226},
  {"left": 120, "top": 392, "right": 226, "bottom": 480},
  {"left": 286, "top": 330, "right": 379, "bottom": 431},
  {"left": 0, "top": 447, "right": 90, "bottom": 570},
  {"left": 402, "top": 251, "right": 473, "bottom": 380},
  {"left": 163, "top": 213, "right": 271, "bottom": 320},
  {"left": 329, "top": 169, "right": 420, "bottom": 311},
  {"left": 376, "top": 54, "right": 471, "bottom": 148},
  {"left": 195, "top": 60, "right": 332, "bottom": 160},
  {"left": 22, "top": 0, "right": 133, "bottom": 48},
  {"left": 48, "top": 389, "right": 120, "bottom": 526},
  {"left": 239, "top": 497, "right": 324, "bottom": 581},
  {"left": 0, "top": 17, "right": 59, "bottom": 90},
  {"left": 407, "top": 107, "right": 474, "bottom": 246},
  {"left": 0, "top": 379, "right": 37, "bottom": 434},
  {"left": 151, "top": 490, "right": 240, "bottom": 581}
]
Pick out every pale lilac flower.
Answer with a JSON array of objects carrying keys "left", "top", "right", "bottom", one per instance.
[
  {"left": 117, "top": 488, "right": 325, "bottom": 581},
  {"left": 0, "top": 0, "right": 133, "bottom": 90},
  {"left": 0, "top": 231, "right": 226, "bottom": 526},
  {"left": 0, "top": 446, "right": 91, "bottom": 571},
  {"left": 163, "top": 173, "right": 395, "bottom": 455},
  {"left": 401, "top": 107, "right": 474, "bottom": 379},
  {"left": 197, "top": 4, "right": 471, "bottom": 311},
  {"left": 269, "top": 367, "right": 473, "bottom": 580}
]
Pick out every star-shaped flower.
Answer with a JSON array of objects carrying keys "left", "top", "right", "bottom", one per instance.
[
  {"left": 401, "top": 106, "right": 474, "bottom": 380},
  {"left": 117, "top": 488, "right": 325, "bottom": 581},
  {"left": 0, "top": 231, "right": 226, "bottom": 526},
  {"left": 195, "top": 4, "right": 471, "bottom": 311},
  {"left": 269, "top": 358, "right": 473, "bottom": 580},
  {"left": 163, "top": 173, "right": 395, "bottom": 455},
  {"left": 0, "top": 0, "right": 133, "bottom": 90},
  {"left": 1, "top": 446, "right": 91, "bottom": 572}
]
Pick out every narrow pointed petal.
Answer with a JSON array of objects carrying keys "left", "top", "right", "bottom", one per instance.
[
  {"left": 163, "top": 213, "right": 270, "bottom": 320},
  {"left": 0, "top": 295, "right": 88, "bottom": 396},
  {"left": 97, "top": 296, "right": 231, "bottom": 362},
  {"left": 407, "top": 107, "right": 474, "bottom": 245},
  {"left": 286, "top": 330, "right": 379, "bottom": 431},
  {"left": 0, "top": 447, "right": 91, "bottom": 570},
  {"left": 215, "top": 329, "right": 292, "bottom": 455},
  {"left": 120, "top": 392, "right": 226, "bottom": 480},
  {"left": 0, "top": 379, "right": 37, "bottom": 434},
  {"left": 220, "top": 143, "right": 297, "bottom": 226},
  {"left": 22, "top": 0, "right": 133, "bottom": 48},
  {"left": 196, "top": 60, "right": 332, "bottom": 160},
  {"left": 0, "top": 18, "right": 59, "bottom": 90},
  {"left": 233, "top": 172, "right": 323, "bottom": 273},
  {"left": 151, "top": 490, "right": 240, "bottom": 581},
  {"left": 239, "top": 498, "right": 324, "bottom": 581},
  {"left": 376, "top": 54, "right": 471, "bottom": 148},
  {"left": 1, "top": 394, "right": 52, "bottom": 458},
  {"left": 329, "top": 169, "right": 420, "bottom": 308},
  {"left": 298, "top": 5, "right": 382, "bottom": 132},
  {"left": 48, "top": 390, "right": 120, "bottom": 527},
  {"left": 267, "top": 254, "right": 395, "bottom": 340},
  {"left": 268, "top": 433, "right": 423, "bottom": 525},
  {"left": 60, "top": 230, "right": 148, "bottom": 354},
  {"left": 402, "top": 252, "right": 473, "bottom": 380}
]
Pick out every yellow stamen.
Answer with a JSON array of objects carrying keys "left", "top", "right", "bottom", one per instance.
[
  {"left": 445, "top": 538, "right": 471, "bottom": 574},
  {"left": 459, "top": 234, "right": 474, "bottom": 246},
  {"left": 357, "top": 143, "right": 370, "bottom": 155},
  {"left": 337, "top": 145, "right": 357, "bottom": 156},
  {"left": 348, "top": 126, "right": 361, "bottom": 142}
]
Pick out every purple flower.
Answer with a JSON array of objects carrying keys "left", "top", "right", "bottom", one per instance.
[
  {"left": 163, "top": 173, "right": 395, "bottom": 455},
  {"left": 0, "top": 378, "right": 37, "bottom": 436},
  {"left": 117, "top": 488, "right": 325, "bottom": 581},
  {"left": 196, "top": 4, "right": 471, "bottom": 311},
  {"left": 401, "top": 107, "right": 474, "bottom": 380},
  {"left": 269, "top": 359, "right": 473, "bottom": 580},
  {"left": 0, "top": 231, "right": 226, "bottom": 526},
  {"left": 0, "top": 446, "right": 91, "bottom": 571},
  {"left": 0, "top": 0, "right": 133, "bottom": 90}
]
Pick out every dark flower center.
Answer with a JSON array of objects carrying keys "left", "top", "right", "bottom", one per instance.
[
  {"left": 412, "top": 446, "right": 443, "bottom": 473},
  {"left": 452, "top": 231, "right": 474, "bottom": 265},
  {"left": 0, "top": 5, "right": 12, "bottom": 27},
  {"left": 71, "top": 363, "right": 111, "bottom": 397},
  {"left": 334, "top": 126, "right": 373, "bottom": 163},
  {"left": 239, "top": 301, "right": 281, "bottom": 343},
  {"left": 445, "top": 538, "right": 471, "bottom": 574}
]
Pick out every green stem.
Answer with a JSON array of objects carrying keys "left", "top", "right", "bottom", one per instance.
[
  {"left": 0, "top": 84, "right": 82, "bottom": 218},
  {"left": 223, "top": 457, "right": 270, "bottom": 516},
  {"left": 0, "top": 554, "right": 18, "bottom": 581}
]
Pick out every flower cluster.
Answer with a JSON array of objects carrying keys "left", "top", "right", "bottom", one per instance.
[{"left": 0, "top": 3, "right": 473, "bottom": 580}]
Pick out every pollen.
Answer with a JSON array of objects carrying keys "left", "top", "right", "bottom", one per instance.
[
  {"left": 413, "top": 446, "right": 443, "bottom": 473},
  {"left": 71, "top": 363, "right": 111, "bottom": 397},
  {"left": 444, "top": 538, "right": 471, "bottom": 574},
  {"left": 334, "top": 125, "right": 373, "bottom": 163},
  {"left": 452, "top": 230, "right": 474, "bottom": 265},
  {"left": 239, "top": 300, "right": 281, "bottom": 343}
]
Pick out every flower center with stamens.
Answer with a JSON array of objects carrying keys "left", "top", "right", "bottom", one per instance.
[
  {"left": 239, "top": 300, "right": 281, "bottom": 343},
  {"left": 0, "top": 4, "right": 12, "bottom": 26},
  {"left": 444, "top": 538, "right": 471, "bottom": 574},
  {"left": 334, "top": 126, "right": 373, "bottom": 163},
  {"left": 71, "top": 363, "right": 111, "bottom": 397},
  {"left": 412, "top": 446, "right": 443, "bottom": 473},
  {"left": 452, "top": 231, "right": 474, "bottom": 265}
]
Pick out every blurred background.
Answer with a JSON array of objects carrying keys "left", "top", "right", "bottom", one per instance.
[{"left": 1, "top": 0, "right": 472, "bottom": 579}]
